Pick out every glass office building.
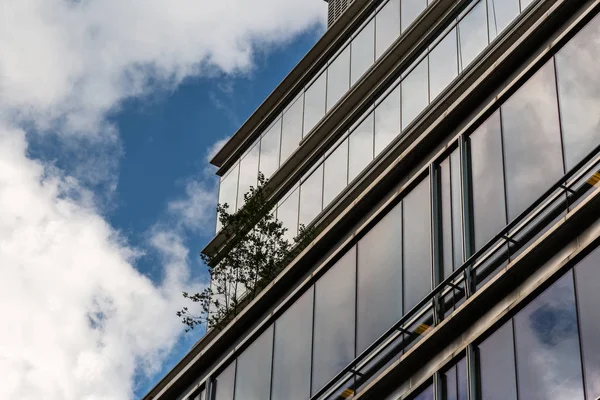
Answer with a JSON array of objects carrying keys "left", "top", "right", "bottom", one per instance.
[{"left": 145, "top": 0, "right": 600, "bottom": 399}]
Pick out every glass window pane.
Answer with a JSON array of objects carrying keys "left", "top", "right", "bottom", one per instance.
[
  {"left": 403, "top": 178, "right": 432, "bottom": 312},
  {"left": 429, "top": 28, "right": 458, "bottom": 101},
  {"left": 214, "top": 361, "right": 236, "bottom": 400},
  {"left": 281, "top": 95, "right": 304, "bottom": 163},
  {"left": 555, "top": 14, "right": 600, "bottom": 170},
  {"left": 327, "top": 47, "right": 351, "bottom": 112},
  {"left": 237, "top": 143, "right": 260, "bottom": 209},
  {"left": 349, "top": 113, "right": 374, "bottom": 182},
  {"left": 312, "top": 248, "right": 356, "bottom": 395},
  {"left": 217, "top": 164, "right": 240, "bottom": 232},
  {"left": 520, "top": 0, "right": 534, "bottom": 11},
  {"left": 376, "top": 0, "right": 401, "bottom": 59},
  {"left": 514, "top": 271, "right": 584, "bottom": 400},
  {"left": 351, "top": 20, "right": 375, "bottom": 85},
  {"left": 323, "top": 139, "right": 349, "bottom": 206},
  {"left": 456, "top": 357, "right": 467, "bottom": 400},
  {"left": 357, "top": 202, "right": 403, "bottom": 353},
  {"left": 259, "top": 119, "right": 281, "bottom": 179},
  {"left": 450, "top": 150, "right": 464, "bottom": 269},
  {"left": 501, "top": 62, "right": 564, "bottom": 221},
  {"left": 458, "top": 0, "right": 488, "bottom": 71},
  {"left": 469, "top": 111, "right": 507, "bottom": 251},
  {"left": 487, "top": 0, "right": 520, "bottom": 40},
  {"left": 234, "top": 326, "right": 273, "bottom": 400},
  {"left": 440, "top": 158, "right": 453, "bottom": 280},
  {"left": 402, "top": 0, "right": 427, "bottom": 32},
  {"left": 574, "top": 246, "right": 600, "bottom": 399},
  {"left": 401, "top": 57, "right": 429, "bottom": 131},
  {"left": 303, "top": 72, "right": 327, "bottom": 138},
  {"left": 443, "top": 364, "right": 458, "bottom": 400},
  {"left": 414, "top": 384, "right": 434, "bottom": 400},
  {"left": 277, "top": 188, "right": 299, "bottom": 242},
  {"left": 299, "top": 165, "right": 324, "bottom": 228},
  {"left": 478, "top": 322, "right": 517, "bottom": 400},
  {"left": 198, "top": 388, "right": 205, "bottom": 400},
  {"left": 375, "top": 85, "right": 401, "bottom": 155},
  {"left": 272, "top": 289, "right": 313, "bottom": 400}
]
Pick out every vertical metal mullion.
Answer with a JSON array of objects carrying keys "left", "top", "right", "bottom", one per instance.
[
  {"left": 434, "top": 371, "right": 444, "bottom": 400},
  {"left": 497, "top": 107, "right": 511, "bottom": 255},
  {"left": 430, "top": 165, "right": 443, "bottom": 325},
  {"left": 571, "top": 268, "right": 589, "bottom": 400},
  {"left": 269, "top": 323, "right": 276, "bottom": 400},
  {"left": 459, "top": 135, "right": 475, "bottom": 297},
  {"left": 552, "top": 56, "right": 570, "bottom": 207},
  {"left": 466, "top": 344, "right": 479, "bottom": 400}
]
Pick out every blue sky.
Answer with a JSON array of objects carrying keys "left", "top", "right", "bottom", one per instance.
[{"left": 0, "top": 1, "right": 325, "bottom": 399}]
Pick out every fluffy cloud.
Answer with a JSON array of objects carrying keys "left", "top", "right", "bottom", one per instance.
[{"left": 0, "top": 0, "right": 325, "bottom": 399}]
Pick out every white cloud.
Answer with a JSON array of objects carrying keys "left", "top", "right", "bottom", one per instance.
[{"left": 0, "top": 0, "right": 326, "bottom": 399}]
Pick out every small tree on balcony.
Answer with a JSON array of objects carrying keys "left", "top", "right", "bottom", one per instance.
[{"left": 178, "top": 173, "right": 314, "bottom": 331}]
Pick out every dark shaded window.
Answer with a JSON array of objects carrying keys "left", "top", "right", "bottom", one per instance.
[
  {"left": 280, "top": 95, "right": 304, "bottom": 163},
  {"left": 234, "top": 326, "right": 273, "bottom": 400},
  {"left": 351, "top": 20, "right": 375, "bottom": 85},
  {"left": 514, "top": 271, "right": 584, "bottom": 400},
  {"left": 458, "top": 0, "right": 488, "bottom": 71},
  {"left": 429, "top": 28, "right": 458, "bottom": 101},
  {"left": 574, "top": 246, "right": 600, "bottom": 399},
  {"left": 469, "top": 111, "right": 507, "bottom": 251},
  {"left": 374, "top": 85, "right": 401, "bottom": 155},
  {"left": 259, "top": 119, "right": 281, "bottom": 179},
  {"left": 501, "top": 61, "right": 564, "bottom": 221},
  {"left": 478, "top": 322, "right": 517, "bottom": 400},
  {"left": 312, "top": 248, "right": 357, "bottom": 395},
  {"left": 442, "top": 356, "right": 468, "bottom": 400},
  {"left": 214, "top": 361, "right": 236, "bottom": 400},
  {"left": 349, "top": 113, "right": 374, "bottom": 182},
  {"left": 272, "top": 289, "right": 314, "bottom": 400},
  {"left": 323, "top": 139, "right": 349, "bottom": 206},
  {"left": 299, "top": 165, "right": 324, "bottom": 228},
  {"left": 413, "top": 384, "right": 434, "bottom": 400},
  {"left": 401, "top": 57, "right": 429, "bottom": 131},
  {"left": 403, "top": 178, "right": 432, "bottom": 312},
  {"left": 357, "top": 202, "right": 403, "bottom": 353},
  {"left": 303, "top": 72, "right": 327, "bottom": 138},
  {"left": 555, "top": 13, "right": 600, "bottom": 170},
  {"left": 376, "top": 0, "right": 401, "bottom": 59},
  {"left": 327, "top": 47, "right": 351, "bottom": 112}
]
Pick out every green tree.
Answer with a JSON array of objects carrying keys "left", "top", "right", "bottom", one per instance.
[{"left": 178, "top": 173, "right": 314, "bottom": 331}]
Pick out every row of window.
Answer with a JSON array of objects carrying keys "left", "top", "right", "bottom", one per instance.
[
  {"left": 206, "top": 11, "right": 600, "bottom": 400},
  {"left": 273, "top": 0, "right": 532, "bottom": 241},
  {"left": 217, "top": 0, "right": 534, "bottom": 232},
  {"left": 410, "top": 242, "right": 600, "bottom": 400}
]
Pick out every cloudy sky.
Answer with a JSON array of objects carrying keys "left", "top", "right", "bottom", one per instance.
[{"left": 0, "top": 1, "right": 326, "bottom": 399}]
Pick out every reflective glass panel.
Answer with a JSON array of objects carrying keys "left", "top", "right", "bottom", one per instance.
[
  {"left": 450, "top": 150, "right": 463, "bottom": 269},
  {"left": 376, "top": 0, "right": 401, "bottom": 59},
  {"left": 429, "top": 28, "right": 458, "bottom": 101},
  {"left": 349, "top": 113, "right": 374, "bottom": 182},
  {"left": 259, "top": 119, "right": 281, "bottom": 178},
  {"left": 402, "top": 0, "right": 427, "bottom": 32},
  {"left": 487, "top": 0, "right": 520, "bottom": 40},
  {"left": 458, "top": 0, "right": 488, "bottom": 71},
  {"left": 299, "top": 165, "right": 324, "bottom": 228},
  {"left": 237, "top": 143, "right": 260, "bottom": 209},
  {"left": 234, "top": 326, "right": 273, "bottom": 400},
  {"left": 574, "top": 246, "right": 600, "bottom": 399},
  {"left": 501, "top": 62, "right": 564, "bottom": 221},
  {"left": 323, "top": 139, "right": 349, "bottom": 206},
  {"left": 272, "top": 289, "right": 313, "bottom": 400},
  {"left": 277, "top": 188, "right": 299, "bottom": 242},
  {"left": 281, "top": 96, "right": 304, "bottom": 163},
  {"left": 414, "top": 384, "right": 434, "bottom": 400},
  {"left": 327, "top": 47, "right": 351, "bottom": 112},
  {"left": 375, "top": 85, "right": 401, "bottom": 155},
  {"left": 217, "top": 165, "right": 239, "bottom": 232},
  {"left": 440, "top": 151, "right": 464, "bottom": 281},
  {"left": 443, "top": 363, "right": 457, "bottom": 400},
  {"left": 478, "top": 322, "right": 517, "bottom": 400},
  {"left": 514, "top": 272, "right": 584, "bottom": 400},
  {"left": 401, "top": 57, "right": 429, "bottom": 131},
  {"left": 357, "top": 202, "right": 403, "bottom": 353},
  {"left": 312, "top": 248, "right": 356, "bottom": 395},
  {"left": 555, "top": 14, "right": 600, "bottom": 170},
  {"left": 403, "top": 178, "right": 432, "bottom": 312},
  {"left": 304, "top": 72, "right": 327, "bottom": 138},
  {"left": 469, "top": 111, "right": 507, "bottom": 251},
  {"left": 198, "top": 388, "right": 205, "bottom": 400},
  {"left": 351, "top": 20, "right": 375, "bottom": 85},
  {"left": 456, "top": 358, "right": 467, "bottom": 400},
  {"left": 215, "top": 361, "right": 236, "bottom": 400}
]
